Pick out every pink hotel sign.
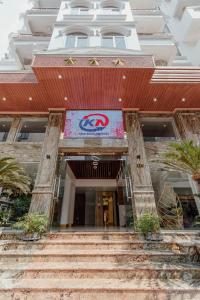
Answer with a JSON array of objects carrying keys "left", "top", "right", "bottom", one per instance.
[{"left": 64, "top": 110, "right": 124, "bottom": 139}]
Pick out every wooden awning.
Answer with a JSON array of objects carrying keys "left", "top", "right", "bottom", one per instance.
[{"left": 0, "top": 54, "right": 200, "bottom": 113}]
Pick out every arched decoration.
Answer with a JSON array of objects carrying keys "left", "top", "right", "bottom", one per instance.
[
  {"left": 70, "top": 0, "right": 93, "bottom": 8},
  {"left": 100, "top": 26, "right": 131, "bottom": 37},
  {"left": 61, "top": 25, "right": 93, "bottom": 36},
  {"left": 100, "top": 0, "right": 123, "bottom": 9}
]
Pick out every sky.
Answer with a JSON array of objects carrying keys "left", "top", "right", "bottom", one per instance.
[{"left": 0, "top": 0, "right": 30, "bottom": 58}]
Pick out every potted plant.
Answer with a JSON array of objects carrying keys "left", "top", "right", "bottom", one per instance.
[
  {"left": 13, "top": 213, "right": 48, "bottom": 241},
  {"left": 136, "top": 213, "right": 161, "bottom": 241}
]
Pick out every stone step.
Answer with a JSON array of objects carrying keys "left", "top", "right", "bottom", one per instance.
[
  {"left": 0, "top": 249, "right": 187, "bottom": 264},
  {"left": 48, "top": 231, "right": 134, "bottom": 240},
  {"left": 0, "top": 262, "right": 199, "bottom": 280},
  {"left": 1, "top": 278, "right": 200, "bottom": 300},
  {"left": 0, "top": 239, "right": 174, "bottom": 251}
]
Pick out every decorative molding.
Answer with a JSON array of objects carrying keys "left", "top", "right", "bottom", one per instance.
[
  {"left": 88, "top": 58, "right": 100, "bottom": 66},
  {"left": 64, "top": 57, "right": 77, "bottom": 66},
  {"left": 112, "top": 58, "right": 125, "bottom": 66}
]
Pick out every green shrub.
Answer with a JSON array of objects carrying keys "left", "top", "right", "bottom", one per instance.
[
  {"left": 13, "top": 213, "right": 48, "bottom": 237},
  {"left": 11, "top": 194, "right": 31, "bottom": 220},
  {"left": 136, "top": 213, "right": 160, "bottom": 237},
  {"left": 0, "top": 210, "right": 10, "bottom": 226}
]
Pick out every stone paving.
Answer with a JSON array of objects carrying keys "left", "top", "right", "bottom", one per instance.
[{"left": 0, "top": 230, "right": 200, "bottom": 299}]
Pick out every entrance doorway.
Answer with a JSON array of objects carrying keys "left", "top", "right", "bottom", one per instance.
[
  {"left": 53, "top": 154, "right": 133, "bottom": 229},
  {"left": 73, "top": 189, "right": 119, "bottom": 227}
]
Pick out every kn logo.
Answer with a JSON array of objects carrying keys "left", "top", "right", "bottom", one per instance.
[{"left": 79, "top": 113, "right": 109, "bottom": 132}]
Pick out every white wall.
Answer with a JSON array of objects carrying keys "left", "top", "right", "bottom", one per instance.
[{"left": 60, "top": 164, "right": 76, "bottom": 226}]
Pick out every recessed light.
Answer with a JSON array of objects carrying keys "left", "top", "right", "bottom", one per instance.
[
  {"left": 2, "top": 97, "right": 6, "bottom": 101},
  {"left": 122, "top": 75, "right": 126, "bottom": 80},
  {"left": 182, "top": 98, "right": 186, "bottom": 102},
  {"left": 163, "top": 124, "right": 167, "bottom": 128},
  {"left": 64, "top": 97, "right": 68, "bottom": 101},
  {"left": 153, "top": 98, "right": 157, "bottom": 102},
  {"left": 29, "top": 97, "right": 32, "bottom": 101},
  {"left": 2, "top": 124, "right": 5, "bottom": 127},
  {"left": 58, "top": 74, "right": 62, "bottom": 79},
  {"left": 118, "top": 98, "right": 122, "bottom": 102}
]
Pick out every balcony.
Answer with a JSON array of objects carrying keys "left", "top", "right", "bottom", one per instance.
[
  {"left": 26, "top": 8, "right": 57, "bottom": 35},
  {"left": 10, "top": 34, "right": 50, "bottom": 68},
  {"left": 129, "top": 0, "right": 158, "bottom": 10},
  {"left": 133, "top": 10, "right": 165, "bottom": 34},
  {"left": 96, "top": 8, "right": 127, "bottom": 21},
  {"left": 139, "top": 34, "right": 177, "bottom": 65},
  {"left": 32, "top": 0, "right": 61, "bottom": 9},
  {"left": 62, "top": 8, "right": 94, "bottom": 21},
  {"left": 179, "top": 6, "right": 200, "bottom": 43}
]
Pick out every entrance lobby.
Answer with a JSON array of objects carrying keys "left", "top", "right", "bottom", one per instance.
[{"left": 53, "top": 155, "right": 133, "bottom": 229}]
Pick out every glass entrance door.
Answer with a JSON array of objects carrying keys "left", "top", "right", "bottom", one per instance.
[{"left": 116, "top": 157, "right": 134, "bottom": 228}]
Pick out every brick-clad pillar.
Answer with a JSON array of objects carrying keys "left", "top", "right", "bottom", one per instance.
[
  {"left": 175, "top": 112, "right": 200, "bottom": 145},
  {"left": 6, "top": 117, "right": 21, "bottom": 143},
  {"left": 125, "top": 112, "right": 157, "bottom": 220},
  {"left": 29, "top": 112, "right": 63, "bottom": 220}
]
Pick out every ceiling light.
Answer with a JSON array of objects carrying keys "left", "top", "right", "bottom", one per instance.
[
  {"left": 58, "top": 74, "right": 62, "bottom": 79},
  {"left": 163, "top": 124, "right": 167, "bottom": 128},
  {"left": 29, "top": 97, "right": 32, "bottom": 101},
  {"left": 118, "top": 98, "right": 122, "bottom": 102},
  {"left": 2, "top": 97, "right": 6, "bottom": 101},
  {"left": 182, "top": 98, "right": 186, "bottom": 102},
  {"left": 64, "top": 97, "right": 68, "bottom": 101},
  {"left": 153, "top": 98, "right": 157, "bottom": 102},
  {"left": 122, "top": 75, "right": 126, "bottom": 80}
]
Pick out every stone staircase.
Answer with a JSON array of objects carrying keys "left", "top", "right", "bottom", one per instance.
[{"left": 0, "top": 231, "right": 200, "bottom": 299}]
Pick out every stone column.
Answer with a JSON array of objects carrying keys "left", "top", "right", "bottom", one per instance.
[
  {"left": 175, "top": 112, "right": 200, "bottom": 213},
  {"left": 29, "top": 112, "right": 63, "bottom": 220},
  {"left": 175, "top": 112, "right": 200, "bottom": 145},
  {"left": 125, "top": 112, "right": 157, "bottom": 219},
  {"left": 6, "top": 117, "right": 21, "bottom": 143}
]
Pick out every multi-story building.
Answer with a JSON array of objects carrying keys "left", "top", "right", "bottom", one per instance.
[{"left": 0, "top": 0, "right": 200, "bottom": 228}]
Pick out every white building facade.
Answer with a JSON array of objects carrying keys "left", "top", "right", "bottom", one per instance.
[{"left": 2, "top": 0, "right": 200, "bottom": 70}]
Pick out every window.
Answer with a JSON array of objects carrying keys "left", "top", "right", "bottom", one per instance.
[
  {"left": 16, "top": 119, "right": 48, "bottom": 142},
  {"left": 102, "top": 36, "right": 113, "bottom": 48},
  {"left": 115, "top": 36, "right": 126, "bottom": 49},
  {"left": 141, "top": 120, "right": 176, "bottom": 142},
  {"left": 65, "top": 33, "right": 89, "bottom": 48},
  {"left": 71, "top": 7, "right": 89, "bottom": 15},
  {"left": 101, "top": 35, "right": 126, "bottom": 49},
  {"left": 65, "top": 36, "right": 76, "bottom": 48},
  {"left": 0, "top": 120, "right": 12, "bottom": 142},
  {"left": 80, "top": 8, "right": 89, "bottom": 14},
  {"left": 77, "top": 36, "right": 88, "bottom": 47},
  {"left": 102, "top": 7, "right": 120, "bottom": 14}
]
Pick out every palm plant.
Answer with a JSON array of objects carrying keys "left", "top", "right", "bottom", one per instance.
[
  {"left": 151, "top": 140, "right": 200, "bottom": 182},
  {"left": 0, "top": 157, "right": 30, "bottom": 194}
]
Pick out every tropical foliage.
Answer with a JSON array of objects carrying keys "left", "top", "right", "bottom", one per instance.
[
  {"left": 0, "top": 157, "right": 30, "bottom": 194},
  {"left": 136, "top": 213, "right": 160, "bottom": 237},
  {"left": 151, "top": 140, "right": 200, "bottom": 180},
  {"left": 13, "top": 213, "right": 48, "bottom": 237},
  {"left": 11, "top": 194, "right": 32, "bottom": 221}
]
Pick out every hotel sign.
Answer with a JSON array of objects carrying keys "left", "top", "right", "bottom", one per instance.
[{"left": 64, "top": 110, "right": 124, "bottom": 139}]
